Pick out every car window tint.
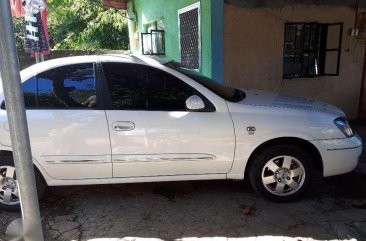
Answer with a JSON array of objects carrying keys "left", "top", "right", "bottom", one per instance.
[
  {"left": 37, "top": 64, "right": 97, "bottom": 109},
  {"left": 145, "top": 67, "right": 195, "bottom": 111},
  {"left": 102, "top": 63, "right": 197, "bottom": 111},
  {"left": 102, "top": 63, "right": 147, "bottom": 110},
  {"left": 21, "top": 77, "right": 37, "bottom": 108}
]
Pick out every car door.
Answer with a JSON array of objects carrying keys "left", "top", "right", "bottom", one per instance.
[
  {"left": 100, "top": 62, "right": 235, "bottom": 178},
  {"left": 1, "top": 62, "right": 112, "bottom": 180}
]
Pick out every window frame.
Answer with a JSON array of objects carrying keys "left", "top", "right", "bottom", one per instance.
[
  {"left": 141, "top": 30, "right": 166, "bottom": 56},
  {"left": 98, "top": 62, "right": 216, "bottom": 112},
  {"left": 141, "top": 19, "right": 166, "bottom": 56},
  {"left": 283, "top": 22, "right": 343, "bottom": 79},
  {"left": 319, "top": 23, "right": 343, "bottom": 76}
]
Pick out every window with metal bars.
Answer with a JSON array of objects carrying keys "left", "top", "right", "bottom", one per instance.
[
  {"left": 179, "top": 4, "right": 200, "bottom": 70},
  {"left": 283, "top": 22, "right": 343, "bottom": 79}
]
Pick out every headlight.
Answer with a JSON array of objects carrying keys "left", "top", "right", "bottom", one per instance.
[{"left": 334, "top": 117, "right": 354, "bottom": 138}]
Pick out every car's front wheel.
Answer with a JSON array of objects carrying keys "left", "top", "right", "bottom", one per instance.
[
  {"left": 0, "top": 154, "right": 46, "bottom": 211},
  {"left": 249, "top": 144, "right": 315, "bottom": 202}
]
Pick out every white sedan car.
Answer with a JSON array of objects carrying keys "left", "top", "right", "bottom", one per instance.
[{"left": 0, "top": 55, "right": 362, "bottom": 211}]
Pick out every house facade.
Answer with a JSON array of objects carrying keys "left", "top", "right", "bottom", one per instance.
[
  {"left": 125, "top": 0, "right": 366, "bottom": 119},
  {"left": 126, "top": 0, "right": 221, "bottom": 80}
]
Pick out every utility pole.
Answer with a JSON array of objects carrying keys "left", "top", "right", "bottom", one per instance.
[{"left": 0, "top": 1, "right": 44, "bottom": 241}]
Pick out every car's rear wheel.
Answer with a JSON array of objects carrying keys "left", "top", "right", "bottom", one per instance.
[
  {"left": 0, "top": 154, "right": 46, "bottom": 212},
  {"left": 249, "top": 144, "right": 314, "bottom": 202}
]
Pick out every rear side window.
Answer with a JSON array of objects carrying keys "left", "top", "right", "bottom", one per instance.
[
  {"left": 102, "top": 63, "right": 204, "bottom": 111},
  {"left": 21, "top": 77, "right": 37, "bottom": 108},
  {"left": 37, "top": 63, "right": 97, "bottom": 109}
]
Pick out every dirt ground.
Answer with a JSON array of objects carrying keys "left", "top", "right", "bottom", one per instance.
[{"left": 1, "top": 123, "right": 366, "bottom": 241}]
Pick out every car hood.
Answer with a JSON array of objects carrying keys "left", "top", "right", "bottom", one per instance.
[{"left": 238, "top": 88, "right": 345, "bottom": 116}]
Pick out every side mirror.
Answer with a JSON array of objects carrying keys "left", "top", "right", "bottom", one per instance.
[
  {"left": 186, "top": 95, "right": 205, "bottom": 111},
  {"left": 1, "top": 100, "right": 5, "bottom": 110}
]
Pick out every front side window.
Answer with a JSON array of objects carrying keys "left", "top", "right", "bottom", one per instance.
[
  {"left": 165, "top": 61, "right": 246, "bottom": 103},
  {"left": 145, "top": 66, "right": 196, "bottom": 111},
  {"left": 102, "top": 63, "right": 146, "bottom": 110},
  {"left": 102, "top": 63, "right": 210, "bottom": 111},
  {"left": 283, "top": 22, "right": 343, "bottom": 78},
  {"left": 37, "top": 63, "right": 97, "bottom": 109}
]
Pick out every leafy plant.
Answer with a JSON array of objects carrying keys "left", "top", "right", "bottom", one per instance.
[
  {"left": 13, "top": 17, "right": 25, "bottom": 51},
  {"left": 13, "top": 0, "right": 129, "bottom": 51}
]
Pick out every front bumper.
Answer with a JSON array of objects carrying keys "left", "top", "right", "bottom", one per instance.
[{"left": 310, "top": 134, "right": 363, "bottom": 177}]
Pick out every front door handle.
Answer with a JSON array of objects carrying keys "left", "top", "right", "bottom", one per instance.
[{"left": 112, "top": 121, "right": 135, "bottom": 131}]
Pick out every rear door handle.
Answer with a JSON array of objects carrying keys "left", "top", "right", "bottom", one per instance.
[{"left": 112, "top": 121, "right": 135, "bottom": 131}]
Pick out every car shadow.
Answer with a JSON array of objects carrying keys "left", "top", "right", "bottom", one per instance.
[{"left": 34, "top": 173, "right": 366, "bottom": 241}]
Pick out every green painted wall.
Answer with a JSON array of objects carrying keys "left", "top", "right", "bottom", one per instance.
[{"left": 128, "top": 0, "right": 212, "bottom": 77}]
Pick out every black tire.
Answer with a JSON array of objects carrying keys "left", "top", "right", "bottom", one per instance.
[
  {"left": 249, "top": 144, "right": 315, "bottom": 202},
  {"left": 0, "top": 153, "right": 46, "bottom": 212}
]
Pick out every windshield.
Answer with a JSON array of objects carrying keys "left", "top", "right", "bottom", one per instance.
[{"left": 165, "top": 61, "right": 246, "bottom": 102}]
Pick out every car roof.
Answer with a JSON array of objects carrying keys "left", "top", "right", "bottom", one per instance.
[{"left": 19, "top": 54, "right": 171, "bottom": 81}]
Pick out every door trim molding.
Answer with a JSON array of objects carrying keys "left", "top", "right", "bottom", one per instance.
[
  {"left": 113, "top": 153, "right": 216, "bottom": 163},
  {"left": 44, "top": 155, "right": 110, "bottom": 164}
]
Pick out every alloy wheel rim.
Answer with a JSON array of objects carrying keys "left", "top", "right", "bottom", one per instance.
[
  {"left": 0, "top": 166, "right": 20, "bottom": 205},
  {"left": 261, "top": 155, "right": 306, "bottom": 196}
]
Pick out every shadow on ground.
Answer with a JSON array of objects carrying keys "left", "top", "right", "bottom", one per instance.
[
  {"left": 1, "top": 179, "right": 366, "bottom": 241},
  {"left": 0, "top": 124, "right": 366, "bottom": 241},
  {"left": 23, "top": 171, "right": 364, "bottom": 241}
]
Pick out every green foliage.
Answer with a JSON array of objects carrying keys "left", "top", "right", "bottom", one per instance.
[
  {"left": 48, "top": 0, "right": 129, "bottom": 50},
  {"left": 13, "top": 0, "right": 129, "bottom": 51},
  {"left": 13, "top": 17, "right": 25, "bottom": 51}
]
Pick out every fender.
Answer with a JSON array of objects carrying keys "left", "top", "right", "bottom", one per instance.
[
  {"left": 0, "top": 144, "right": 54, "bottom": 185},
  {"left": 227, "top": 129, "right": 318, "bottom": 180}
]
